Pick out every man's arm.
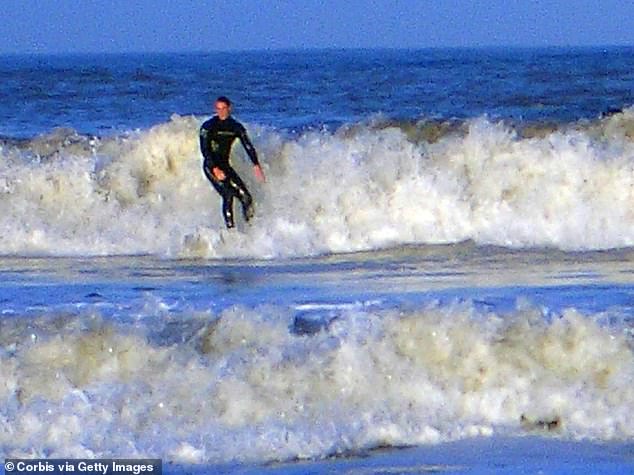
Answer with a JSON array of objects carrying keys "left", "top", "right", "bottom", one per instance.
[
  {"left": 199, "top": 125, "right": 214, "bottom": 162},
  {"left": 238, "top": 126, "right": 266, "bottom": 182},
  {"left": 238, "top": 127, "right": 260, "bottom": 166}
]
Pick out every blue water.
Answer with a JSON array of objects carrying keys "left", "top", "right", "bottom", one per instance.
[
  {"left": 1, "top": 48, "right": 634, "bottom": 473},
  {"left": 2, "top": 47, "right": 633, "bottom": 138}
]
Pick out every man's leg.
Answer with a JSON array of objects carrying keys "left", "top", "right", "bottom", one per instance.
[
  {"left": 203, "top": 160, "right": 235, "bottom": 229},
  {"left": 221, "top": 192, "right": 235, "bottom": 229},
  {"left": 225, "top": 169, "right": 254, "bottom": 222}
]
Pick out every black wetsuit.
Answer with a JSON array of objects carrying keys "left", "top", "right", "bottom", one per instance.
[{"left": 199, "top": 116, "right": 260, "bottom": 228}]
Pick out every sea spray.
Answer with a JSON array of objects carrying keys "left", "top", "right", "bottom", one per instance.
[
  {"left": 1, "top": 299, "right": 632, "bottom": 462},
  {"left": 1, "top": 111, "right": 634, "bottom": 258}
]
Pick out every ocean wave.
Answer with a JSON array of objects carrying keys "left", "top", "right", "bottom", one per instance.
[
  {"left": 1, "top": 109, "right": 634, "bottom": 258},
  {"left": 1, "top": 300, "right": 632, "bottom": 462}
]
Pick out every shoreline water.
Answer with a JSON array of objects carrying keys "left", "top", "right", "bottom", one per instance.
[
  {"left": 165, "top": 436, "right": 634, "bottom": 474},
  {"left": 1, "top": 249, "right": 633, "bottom": 469}
]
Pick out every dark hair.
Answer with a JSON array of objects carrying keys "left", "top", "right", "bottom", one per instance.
[{"left": 216, "top": 96, "right": 232, "bottom": 107}]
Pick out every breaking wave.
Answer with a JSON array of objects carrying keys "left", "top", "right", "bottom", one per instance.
[
  {"left": 1, "top": 108, "right": 634, "bottom": 258},
  {"left": 1, "top": 299, "right": 632, "bottom": 463}
]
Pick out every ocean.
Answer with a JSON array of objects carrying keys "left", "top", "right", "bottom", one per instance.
[{"left": 1, "top": 47, "right": 633, "bottom": 474}]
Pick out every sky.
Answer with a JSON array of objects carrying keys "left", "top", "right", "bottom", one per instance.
[{"left": 1, "top": 0, "right": 633, "bottom": 55}]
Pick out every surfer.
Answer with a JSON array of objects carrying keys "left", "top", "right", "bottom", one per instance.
[{"left": 200, "top": 96, "right": 266, "bottom": 229}]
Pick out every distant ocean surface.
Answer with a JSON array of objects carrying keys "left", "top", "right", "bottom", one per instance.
[{"left": 1, "top": 48, "right": 633, "bottom": 474}]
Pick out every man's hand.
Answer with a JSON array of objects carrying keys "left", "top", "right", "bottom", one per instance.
[
  {"left": 254, "top": 164, "right": 266, "bottom": 183},
  {"left": 212, "top": 167, "right": 226, "bottom": 181}
]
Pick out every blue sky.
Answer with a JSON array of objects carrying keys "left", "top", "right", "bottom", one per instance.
[{"left": 1, "top": 0, "right": 633, "bottom": 54}]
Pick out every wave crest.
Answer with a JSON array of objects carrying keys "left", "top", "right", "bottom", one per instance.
[{"left": 2, "top": 110, "right": 634, "bottom": 258}]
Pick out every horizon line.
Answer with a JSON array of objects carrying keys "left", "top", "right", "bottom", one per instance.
[{"left": 1, "top": 43, "right": 633, "bottom": 57}]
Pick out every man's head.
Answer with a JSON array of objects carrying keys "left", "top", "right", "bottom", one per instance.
[{"left": 215, "top": 96, "right": 232, "bottom": 120}]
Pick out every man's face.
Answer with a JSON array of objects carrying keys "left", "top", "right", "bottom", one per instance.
[{"left": 215, "top": 101, "right": 231, "bottom": 120}]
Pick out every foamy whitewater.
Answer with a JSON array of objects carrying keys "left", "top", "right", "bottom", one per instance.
[
  {"left": 2, "top": 109, "right": 634, "bottom": 258},
  {"left": 1, "top": 48, "right": 634, "bottom": 473},
  {"left": 1, "top": 299, "right": 633, "bottom": 462}
]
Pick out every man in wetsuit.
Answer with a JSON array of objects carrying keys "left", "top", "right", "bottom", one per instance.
[{"left": 200, "top": 96, "right": 266, "bottom": 229}]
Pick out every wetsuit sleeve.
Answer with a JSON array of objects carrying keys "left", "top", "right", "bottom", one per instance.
[
  {"left": 237, "top": 125, "right": 260, "bottom": 166},
  {"left": 199, "top": 124, "right": 215, "bottom": 163}
]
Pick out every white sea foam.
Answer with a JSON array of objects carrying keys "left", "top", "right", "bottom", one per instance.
[
  {"left": 0, "top": 301, "right": 632, "bottom": 463},
  {"left": 1, "top": 110, "right": 634, "bottom": 258}
]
